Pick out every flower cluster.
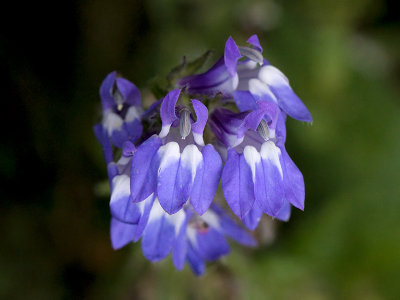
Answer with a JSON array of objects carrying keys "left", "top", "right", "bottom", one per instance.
[{"left": 94, "top": 35, "right": 312, "bottom": 275}]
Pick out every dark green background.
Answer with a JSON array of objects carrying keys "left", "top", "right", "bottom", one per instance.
[{"left": 1, "top": 0, "right": 400, "bottom": 299}]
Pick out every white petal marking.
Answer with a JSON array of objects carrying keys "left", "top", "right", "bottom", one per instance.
[
  {"left": 225, "top": 133, "right": 244, "bottom": 149},
  {"left": 138, "top": 193, "right": 154, "bottom": 214},
  {"left": 260, "top": 141, "right": 283, "bottom": 178},
  {"left": 110, "top": 174, "right": 130, "bottom": 204},
  {"left": 181, "top": 145, "right": 203, "bottom": 182},
  {"left": 115, "top": 156, "right": 131, "bottom": 174},
  {"left": 125, "top": 106, "right": 141, "bottom": 122},
  {"left": 259, "top": 65, "right": 289, "bottom": 86},
  {"left": 159, "top": 124, "right": 172, "bottom": 138},
  {"left": 187, "top": 227, "right": 197, "bottom": 246},
  {"left": 167, "top": 209, "right": 186, "bottom": 235},
  {"left": 248, "top": 78, "right": 278, "bottom": 103},
  {"left": 158, "top": 142, "right": 180, "bottom": 173},
  {"left": 201, "top": 210, "right": 220, "bottom": 230},
  {"left": 232, "top": 73, "right": 239, "bottom": 90},
  {"left": 147, "top": 198, "right": 164, "bottom": 223},
  {"left": 193, "top": 132, "right": 205, "bottom": 146},
  {"left": 103, "top": 111, "right": 123, "bottom": 136},
  {"left": 243, "top": 146, "right": 261, "bottom": 182}
]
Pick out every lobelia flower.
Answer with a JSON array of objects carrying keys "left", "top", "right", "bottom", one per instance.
[
  {"left": 94, "top": 71, "right": 144, "bottom": 183},
  {"left": 178, "top": 35, "right": 312, "bottom": 122},
  {"left": 94, "top": 71, "right": 143, "bottom": 157},
  {"left": 109, "top": 144, "right": 256, "bottom": 276},
  {"left": 209, "top": 98, "right": 305, "bottom": 230},
  {"left": 108, "top": 141, "right": 155, "bottom": 230},
  {"left": 130, "top": 89, "right": 223, "bottom": 215},
  {"left": 94, "top": 34, "right": 312, "bottom": 275},
  {"left": 110, "top": 201, "right": 256, "bottom": 276}
]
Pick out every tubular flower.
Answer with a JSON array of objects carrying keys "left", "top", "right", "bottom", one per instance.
[
  {"left": 179, "top": 35, "right": 312, "bottom": 122},
  {"left": 94, "top": 34, "right": 312, "bottom": 275},
  {"left": 209, "top": 100, "right": 304, "bottom": 229},
  {"left": 130, "top": 89, "right": 222, "bottom": 215},
  {"left": 108, "top": 141, "right": 155, "bottom": 229},
  {"left": 94, "top": 71, "right": 143, "bottom": 155},
  {"left": 110, "top": 202, "right": 256, "bottom": 276}
]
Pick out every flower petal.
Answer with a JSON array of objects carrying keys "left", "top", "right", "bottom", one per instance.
[
  {"left": 224, "top": 36, "right": 242, "bottom": 77},
  {"left": 237, "top": 107, "right": 267, "bottom": 140},
  {"left": 242, "top": 203, "right": 263, "bottom": 230},
  {"left": 133, "top": 194, "right": 156, "bottom": 242},
  {"left": 103, "top": 110, "right": 123, "bottom": 133},
  {"left": 222, "top": 149, "right": 256, "bottom": 219},
  {"left": 123, "top": 118, "right": 143, "bottom": 144},
  {"left": 110, "top": 174, "right": 141, "bottom": 224},
  {"left": 172, "top": 211, "right": 191, "bottom": 270},
  {"left": 94, "top": 124, "right": 113, "bottom": 165},
  {"left": 259, "top": 66, "right": 312, "bottom": 122},
  {"left": 130, "top": 135, "right": 162, "bottom": 202},
  {"left": 159, "top": 89, "right": 181, "bottom": 138},
  {"left": 233, "top": 90, "right": 258, "bottom": 112},
  {"left": 212, "top": 204, "right": 257, "bottom": 246},
  {"left": 110, "top": 218, "right": 136, "bottom": 250},
  {"left": 209, "top": 108, "right": 246, "bottom": 148},
  {"left": 107, "top": 162, "right": 119, "bottom": 183},
  {"left": 141, "top": 202, "right": 176, "bottom": 261},
  {"left": 111, "top": 127, "right": 129, "bottom": 148},
  {"left": 282, "top": 147, "right": 305, "bottom": 210},
  {"left": 247, "top": 34, "right": 263, "bottom": 52},
  {"left": 254, "top": 141, "right": 285, "bottom": 217},
  {"left": 187, "top": 245, "right": 205, "bottom": 276},
  {"left": 191, "top": 99, "right": 208, "bottom": 146},
  {"left": 122, "top": 141, "right": 136, "bottom": 157},
  {"left": 190, "top": 145, "right": 222, "bottom": 215},
  {"left": 157, "top": 142, "right": 187, "bottom": 214},
  {"left": 99, "top": 71, "right": 116, "bottom": 111},
  {"left": 248, "top": 78, "right": 278, "bottom": 104},
  {"left": 275, "top": 111, "right": 287, "bottom": 145},
  {"left": 275, "top": 199, "right": 291, "bottom": 222},
  {"left": 196, "top": 228, "right": 230, "bottom": 261},
  {"left": 178, "top": 58, "right": 236, "bottom": 97},
  {"left": 115, "top": 77, "right": 141, "bottom": 107}
]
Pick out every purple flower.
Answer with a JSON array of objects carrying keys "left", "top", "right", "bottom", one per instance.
[
  {"left": 107, "top": 141, "right": 155, "bottom": 228},
  {"left": 110, "top": 201, "right": 256, "bottom": 276},
  {"left": 94, "top": 34, "right": 312, "bottom": 275},
  {"left": 179, "top": 35, "right": 312, "bottom": 122},
  {"left": 209, "top": 100, "right": 304, "bottom": 229},
  {"left": 130, "top": 89, "right": 222, "bottom": 215},
  {"left": 94, "top": 71, "right": 143, "bottom": 156}
]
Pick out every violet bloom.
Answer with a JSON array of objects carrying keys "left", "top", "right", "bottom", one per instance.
[
  {"left": 94, "top": 34, "right": 313, "bottom": 275},
  {"left": 108, "top": 141, "right": 155, "bottom": 231},
  {"left": 130, "top": 89, "right": 222, "bottom": 215},
  {"left": 110, "top": 202, "right": 256, "bottom": 276},
  {"left": 94, "top": 71, "right": 143, "bottom": 156},
  {"left": 179, "top": 35, "right": 312, "bottom": 122},
  {"left": 209, "top": 99, "right": 305, "bottom": 229}
]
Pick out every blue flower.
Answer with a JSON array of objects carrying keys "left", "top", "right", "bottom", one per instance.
[
  {"left": 94, "top": 71, "right": 143, "bottom": 160},
  {"left": 107, "top": 141, "right": 155, "bottom": 228},
  {"left": 110, "top": 202, "right": 256, "bottom": 276},
  {"left": 209, "top": 100, "right": 305, "bottom": 229},
  {"left": 179, "top": 35, "right": 312, "bottom": 122},
  {"left": 94, "top": 34, "right": 312, "bottom": 275},
  {"left": 130, "top": 89, "right": 222, "bottom": 215}
]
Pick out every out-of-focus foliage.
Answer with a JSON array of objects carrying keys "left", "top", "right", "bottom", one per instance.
[{"left": 1, "top": 0, "right": 399, "bottom": 299}]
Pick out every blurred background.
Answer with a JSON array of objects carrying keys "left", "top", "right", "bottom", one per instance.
[{"left": 1, "top": 0, "right": 400, "bottom": 299}]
